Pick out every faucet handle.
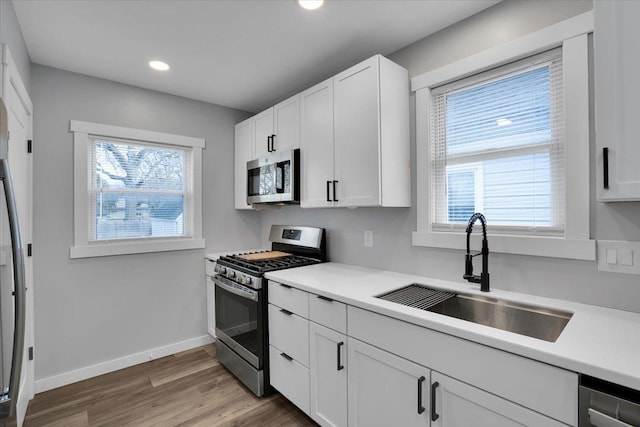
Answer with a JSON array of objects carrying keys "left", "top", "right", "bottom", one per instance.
[{"left": 464, "top": 254, "right": 474, "bottom": 277}]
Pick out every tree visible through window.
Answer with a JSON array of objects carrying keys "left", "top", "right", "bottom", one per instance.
[{"left": 90, "top": 138, "right": 191, "bottom": 240}]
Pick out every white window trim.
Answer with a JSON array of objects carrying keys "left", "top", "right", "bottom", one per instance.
[
  {"left": 412, "top": 11, "right": 595, "bottom": 261},
  {"left": 70, "top": 120, "right": 205, "bottom": 258}
]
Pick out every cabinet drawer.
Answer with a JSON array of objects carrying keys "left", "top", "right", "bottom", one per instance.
[
  {"left": 348, "top": 306, "right": 578, "bottom": 426},
  {"left": 269, "top": 281, "right": 309, "bottom": 317},
  {"left": 309, "top": 294, "right": 347, "bottom": 334},
  {"left": 269, "top": 344, "right": 310, "bottom": 415},
  {"left": 268, "top": 303, "right": 310, "bottom": 367},
  {"left": 205, "top": 258, "right": 216, "bottom": 277}
]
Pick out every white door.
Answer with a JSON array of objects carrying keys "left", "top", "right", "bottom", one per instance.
[
  {"left": 347, "top": 337, "right": 430, "bottom": 427},
  {"left": 300, "top": 78, "right": 335, "bottom": 208},
  {"left": 334, "top": 56, "right": 381, "bottom": 207},
  {"left": 431, "top": 372, "right": 565, "bottom": 427},
  {"left": 309, "top": 322, "right": 347, "bottom": 427},
  {"left": 234, "top": 118, "right": 254, "bottom": 210},
  {"left": 1, "top": 46, "right": 34, "bottom": 427},
  {"left": 272, "top": 94, "right": 300, "bottom": 152},
  {"left": 253, "top": 107, "right": 274, "bottom": 158}
]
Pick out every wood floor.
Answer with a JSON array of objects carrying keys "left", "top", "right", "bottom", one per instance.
[{"left": 24, "top": 344, "right": 317, "bottom": 427}]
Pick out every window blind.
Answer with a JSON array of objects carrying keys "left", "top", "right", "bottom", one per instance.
[
  {"left": 430, "top": 49, "right": 565, "bottom": 236},
  {"left": 88, "top": 136, "right": 194, "bottom": 241}
]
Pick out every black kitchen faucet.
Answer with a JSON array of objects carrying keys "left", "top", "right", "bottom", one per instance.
[{"left": 464, "top": 212, "right": 490, "bottom": 292}]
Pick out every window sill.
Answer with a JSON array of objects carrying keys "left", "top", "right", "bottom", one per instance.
[
  {"left": 412, "top": 231, "right": 595, "bottom": 261},
  {"left": 70, "top": 238, "right": 205, "bottom": 259}
]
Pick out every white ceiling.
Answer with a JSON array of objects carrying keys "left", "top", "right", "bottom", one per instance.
[{"left": 13, "top": 0, "right": 498, "bottom": 113}]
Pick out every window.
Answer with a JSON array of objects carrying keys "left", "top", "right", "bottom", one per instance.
[
  {"left": 70, "top": 121, "right": 205, "bottom": 258},
  {"left": 431, "top": 50, "right": 564, "bottom": 236},
  {"left": 411, "top": 13, "right": 595, "bottom": 260}
]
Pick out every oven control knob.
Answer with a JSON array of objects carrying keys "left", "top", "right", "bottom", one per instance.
[
  {"left": 242, "top": 276, "right": 252, "bottom": 285},
  {"left": 215, "top": 265, "right": 226, "bottom": 275},
  {"left": 226, "top": 270, "right": 236, "bottom": 279}
]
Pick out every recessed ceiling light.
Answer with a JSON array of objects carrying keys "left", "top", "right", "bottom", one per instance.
[
  {"left": 149, "top": 60, "right": 170, "bottom": 71},
  {"left": 496, "top": 118, "right": 512, "bottom": 127},
  {"left": 298, "top": 0, "right": 324, "bottom": 10}
]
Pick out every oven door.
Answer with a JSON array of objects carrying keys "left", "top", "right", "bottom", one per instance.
[{"left": 214, "top": 275, "right": 263, "bottom": 369}]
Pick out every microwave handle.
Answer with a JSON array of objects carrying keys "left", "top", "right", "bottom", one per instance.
[{"left": 276, "top": 162, "right": 285, "bottom": 192}]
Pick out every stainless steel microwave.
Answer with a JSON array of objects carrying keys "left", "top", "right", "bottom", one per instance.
[{"left": 247, "top": 149, "right": 300, "bottom": 205}]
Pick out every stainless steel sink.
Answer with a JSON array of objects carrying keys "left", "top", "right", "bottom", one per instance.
[
  {"left": 376, "top": 284, "right": 573, "bottom": 342},
  {"left": 427, "top": 293, "right": 572, "bottom": 342}
]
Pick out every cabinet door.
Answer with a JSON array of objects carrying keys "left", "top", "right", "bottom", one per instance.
[
  {"left": 234, "top": 118, "right": 254, "bottom": 210},
  {"left": 253, "top": 107, "right": 274, "bottom": 158},
  {"left": 206, "top": 275, "right": 216, "bottom": 337},
  {"left": 334, "top": 55, "right": 381, "bottom": 207},
  {"left": 310, "top": 323, "right": 347, "bottom": 427},
  {"left": 431, "top": 372, "right": 565, "bottom": 427},
  {"left": 273, "top": 94, "right": 300, "bottom": 152},
  {"left": 300, "top": 78, "right": 335, "bottom": 208},
  {"left": 348, "top": 337, "right": 429, "bottom": 427},
  {"left": 595, "top": 1, "right": 640, "bottom": 201}
]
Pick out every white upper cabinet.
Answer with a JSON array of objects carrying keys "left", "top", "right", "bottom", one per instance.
[
  {"left": 300, "top": 78, "right": 335, "bottom": 208},
  {"left": 234, "top": 117, "right": 254, "bottom": 210},
  {"left": 235, "top": 54, "right": 409, "bottom": 209},
  {"left": 334, "top": 56, "right": 382, "bottom": 207},
  {"left": 595, "top": 1, "right": 640, "bottom": 201},
  {"left": 301, "top": 55, "right": 410, "bottom": 208},
  {"left": 253, "top": 94, "right": 301, "bottom": 158},
  {"left": 253, "top": 107, "right": 274, "bottom": 159}
]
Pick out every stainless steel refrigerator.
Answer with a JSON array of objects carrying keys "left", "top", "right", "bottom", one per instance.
[{"left": 0, "top": 97, "right": 27, "bottom": 426}]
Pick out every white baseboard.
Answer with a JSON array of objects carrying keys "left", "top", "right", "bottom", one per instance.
[{"left": 34, "top": 335, "right": 214, "bottom": 394}]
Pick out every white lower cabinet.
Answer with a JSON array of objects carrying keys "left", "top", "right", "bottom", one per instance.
[
  {"left": 267, "top": 282, "right": 577, "bottom": 426},
  {"left": 309, "top": 322, "right": 347, "bottom": 427},
  {"left": 431, "top": 372, "right": 565, "bottom": 427},
  {"left": 269, "top": 344, "right": 310, "bottom": 414},
  {"left": 347, "top": 338, "right": 430, "bottom": 427}
]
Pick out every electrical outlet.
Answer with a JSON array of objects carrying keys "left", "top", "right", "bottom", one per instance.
[
  {"left": 597, "top": 240, "right": 640, "bottom": 275},
  {"left": 364, "top": 230, "right": 374, "bottom": 247}
]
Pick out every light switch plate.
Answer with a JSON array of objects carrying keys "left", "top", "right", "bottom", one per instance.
[{"left": 597, "top": 240, "right": 640, "bottom": 274}]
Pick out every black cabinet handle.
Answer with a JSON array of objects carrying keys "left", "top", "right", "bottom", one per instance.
[
  {"left": 337, "top": 341, "right": 344, "bottom": 371},
  {"left": 333, "top": 180, "right": 338, "bottom": 202},
  {"left": 431, "top": 381, "right": 440, "bottom": 421},
  {"left": 279, "top": 308, "right": 293, "bottom": 316},
  {"left": 271, "top": 134, "right": 276, "bottom": 152},
  {"left": 280, "top": 283, "right": 292, "bottom": 289},
  {"left": 280, "top": 352, "right": 293, "bottom": 361},
  {"left": 317, "top": 295, "right": 334, "bottom": 302},
  {"left": 267, "top": 135, "right": 272, "bottom": 152},
  {"left": 603, "top": 147, "right": 609, "bottom": 189},
  {"left": 326, "top": 180, "right": 332, "bottom": 202},
  {"left": 417, "top": 376, "right": 426, "bottom": 414}
]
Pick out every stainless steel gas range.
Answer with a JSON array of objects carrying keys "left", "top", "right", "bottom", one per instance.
[{"left": 213, "top": 225, "right": 326, "bottom": 396}]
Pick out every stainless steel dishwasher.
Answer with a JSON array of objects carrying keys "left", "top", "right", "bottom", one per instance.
[{"left": 579, "top": 375, "right": 640, "bottom": 426}]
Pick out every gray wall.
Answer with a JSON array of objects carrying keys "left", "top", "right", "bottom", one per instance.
[
  {"left": 31, "top": 65, "right": 261, "bottom": 381},
  {"left": 0, "top": 0, "right": 31, "bottom": 93},
  {"left": 261, "top": 0, "right": 640, "bottom": 313}
]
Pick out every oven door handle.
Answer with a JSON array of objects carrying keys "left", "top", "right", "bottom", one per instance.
[{"left": 213, "top": 276, "right": 258, "bottom": 302}]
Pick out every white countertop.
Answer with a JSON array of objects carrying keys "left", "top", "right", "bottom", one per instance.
[{"left": 265, "top": 262, "right": 640, "bottom": 391}]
